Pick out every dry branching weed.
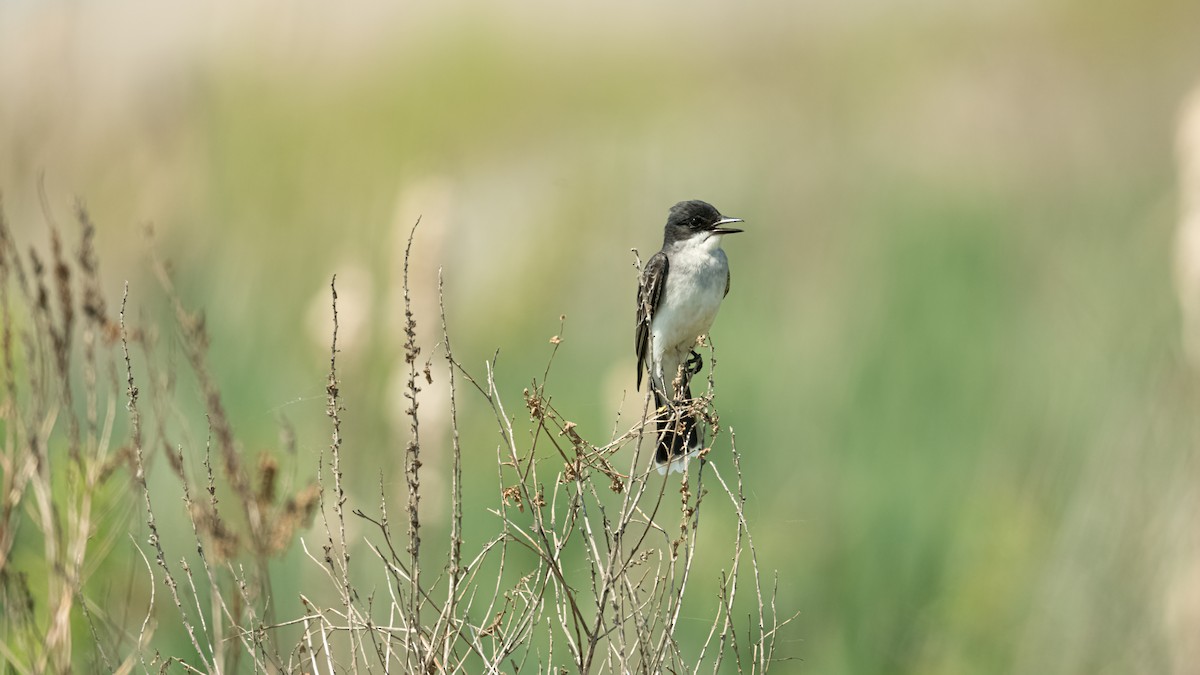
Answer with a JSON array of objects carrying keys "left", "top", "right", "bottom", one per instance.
[{"left": 0, "top": 201, "right": 792, "bottom": 673}]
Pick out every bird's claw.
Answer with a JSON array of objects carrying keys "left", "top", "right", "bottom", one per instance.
[{"left": 686, "top": 350, "right": 703, "bottom": 375}]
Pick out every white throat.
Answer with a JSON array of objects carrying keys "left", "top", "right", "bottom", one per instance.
[{"left": 674, "top": 231, "right": 726, "bottom": 254}]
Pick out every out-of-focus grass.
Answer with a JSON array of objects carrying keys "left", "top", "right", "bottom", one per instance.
[{"left": 4, "top": 0, "right": 1200, "bottom": 671}]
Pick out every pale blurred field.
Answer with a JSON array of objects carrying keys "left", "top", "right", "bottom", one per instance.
[{"left": 4, "top": 0, "right": 1200, "bottom": 671}]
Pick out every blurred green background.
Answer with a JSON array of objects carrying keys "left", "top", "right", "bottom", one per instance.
[{"left": 4, "top": 0, "right": 1200, "bottom": 671}]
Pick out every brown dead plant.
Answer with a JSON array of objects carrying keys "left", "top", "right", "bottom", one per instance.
[{"left": 0, "top": 201, "right": 792, "bottom": 673}]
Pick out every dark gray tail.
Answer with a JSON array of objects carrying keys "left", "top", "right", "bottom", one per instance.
[{"left": 652, "top": 388, "right": 704, "bottom": 475}]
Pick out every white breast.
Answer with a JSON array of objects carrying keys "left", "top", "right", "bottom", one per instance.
[{"left": 649, "top": 234, "right": 731, "bottom": 390}]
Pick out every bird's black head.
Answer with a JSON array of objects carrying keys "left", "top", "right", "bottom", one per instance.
[{"left": 663, "top": 200, "right": 744, "bottom": 246}]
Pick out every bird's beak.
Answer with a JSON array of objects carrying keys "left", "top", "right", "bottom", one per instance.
[{"left": 712, "top": 217, "right": 744, "bottom": 234}]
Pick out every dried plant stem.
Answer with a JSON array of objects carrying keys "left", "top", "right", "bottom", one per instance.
[
  {"left": 321, "top": 273, "right": 362, "bottom": 669},
  {"left": 435, "top": 266, "right": 466, "bottom": 670},
  {"left": 401, "top": 217, "right": 425, "bottom": 668},
  {"left": 122, "top": 283, "right": 214, "bottom": 673}
]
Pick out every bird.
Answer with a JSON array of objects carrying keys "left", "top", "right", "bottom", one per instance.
[{"left": 635, "top": 200, "right": 743, "bottom": 474}]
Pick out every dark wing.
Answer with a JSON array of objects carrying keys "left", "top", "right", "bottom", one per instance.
[
  {"left": 724, "top": 268, "right": 731, "bottom": 297},
  {"left": 635, "top": 251, "right": 668, "bottom": 390}
]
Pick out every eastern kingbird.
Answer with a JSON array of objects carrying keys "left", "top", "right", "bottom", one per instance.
[{"left": 636, "top": 200, "right": 743, "bottom": 474}]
